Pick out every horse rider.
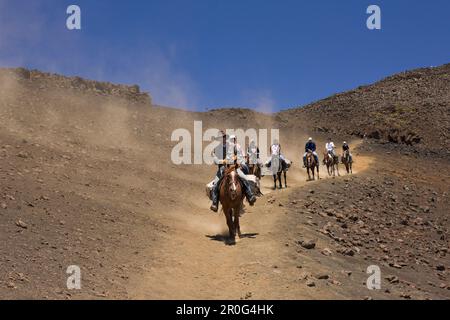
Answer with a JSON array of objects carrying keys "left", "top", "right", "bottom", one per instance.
[
  {"left": 325, "top": 137, "right": 337, "bottom": 159},
  {"left": 264, "top": 139, "right": 286, "bottom": 168},
  {"left": 247, "top": 139, "right": 261, "bottom": 166},
  {"left": 210, "top": 132, "right": 256, "bottom": 212},
  {"left": 229, "top": 135, "right": 244, "bottom": 163},
  {"left": 342, "top": 141, "right": 353, "bottom": 163},
  {"left": 272, "top": 139, "right": 286, "bottom": 160},
  {"left": 303, "top": 137, "right": 319, "bottom": 167}
]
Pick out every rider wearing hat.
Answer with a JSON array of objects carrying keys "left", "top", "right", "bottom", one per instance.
[
  {"left": 303, "top": 137, "right": 319, "bottom": 167},
  {"left": 325, "top": 137, "right": 337, "bottom": 158},
  {"left": 342, "top": 141, "right": 353, "bottom": 163},
  {"left": 247, "top": 139, "right": 261, "bottom": 166},
  {"left": 210, "top": 131, "right": 256, "bottom": 212}
]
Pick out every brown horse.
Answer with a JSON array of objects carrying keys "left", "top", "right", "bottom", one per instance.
[
  {"left": 247, "top": 162, "right": 262, "bottom": 179},
  {"left": 323, "top": 151, "right": 340, "bottom": 177},
  {"left": 305, "top": 151, "right": 319, "bottom": 181},
  {"left": 341, "top": 150, "right": 353, "bottom": 174},
  {"left": 219, "top": 165, "right": 245, "bottom": 242}
]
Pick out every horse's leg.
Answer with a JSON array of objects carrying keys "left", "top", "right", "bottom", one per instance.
[
  {"left": 278, "top": 172, "right": 282, "bottom": 189},
  {"left": 317, "top": 165, "right": 320, "bottom": 179},
  {"left": 272, "top": 175, "right": 276, "bottom": 190},
  {"left": 284, "top": 171, "right": 287, "bottom": 188},
  {"left": 336, "top": 161, "right": 340, "bottom": 176},
  {"left": 225, "top": 207, "right": 235, "bottom": 240},
  {"left": 234, "top": 206, "right": 242, "bottom": 238}
]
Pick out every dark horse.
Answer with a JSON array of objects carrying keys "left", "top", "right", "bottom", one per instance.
[
  {"left": 266, "top": 155, "right": 291, "bottom": 189},
  {"left": 247, "top": 161, "right": 262, "bottom": 180},
  {"left": 219, "top": 165, "right": 244, "bottom": 242},
  {"left": 341, "top": 149, "right": 353, "bottom": 174},
  {"left": 305, "top": 150, "right": 319, "bottom": 181}
]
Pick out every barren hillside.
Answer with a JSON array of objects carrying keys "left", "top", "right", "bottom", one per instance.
[
  {"left": 278, "top": 64, "right": 450, "bottom": 157},
  {"left": 0, "top": 65, "right": 448, "bottom": 300}
]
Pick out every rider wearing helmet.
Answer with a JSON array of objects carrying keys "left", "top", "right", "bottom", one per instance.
[
  {"left": 325, "top": 137, "right": 337, "bottom": 159},
  {"left": 303, "top": 137, "right": 319, "bottom": 167},
  {"left": 342, "top": 141, "right": 353, "bottom": 163}
]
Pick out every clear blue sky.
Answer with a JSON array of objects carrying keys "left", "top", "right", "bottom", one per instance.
[{"left": 0, "top": 0, "right": 449, "bottom": 111}]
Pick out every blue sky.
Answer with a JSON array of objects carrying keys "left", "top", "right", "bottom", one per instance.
[{"left": 0, "top": 0, "right": 449, "bottom": 111}]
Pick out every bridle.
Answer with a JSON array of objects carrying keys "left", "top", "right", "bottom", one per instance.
[{"left": 225, "top": 168, "right": 238, "bottom": 200}]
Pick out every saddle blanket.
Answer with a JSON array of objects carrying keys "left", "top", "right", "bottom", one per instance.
[{"left": 206, "top": 174, "right": 260, "bottom": 200}]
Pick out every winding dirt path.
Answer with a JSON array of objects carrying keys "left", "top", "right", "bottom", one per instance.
[{"left": 130, "top": 141, "right": 373, "bottom": 299}]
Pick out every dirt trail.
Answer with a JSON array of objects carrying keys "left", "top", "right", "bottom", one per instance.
[{"left": 131, "top": 142, "right": 373, "bottom": 299}]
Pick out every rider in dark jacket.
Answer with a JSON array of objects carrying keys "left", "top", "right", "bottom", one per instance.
[
  {"left": 303, "top": 137, "right": 319, "bottom": 167},
  {"left": 305, "top": 141, "right": 316, "bottom": 153},
  {"left": 342, "top": 141, "right": 353, "bottom": 163}
]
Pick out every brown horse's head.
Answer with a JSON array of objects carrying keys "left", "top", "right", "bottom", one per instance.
[
  {"left": 224, "top": 166, "right": 239, "bottom": 201},
  {"left": 306, "top": 151, "right": 316, "bottom": 167}
]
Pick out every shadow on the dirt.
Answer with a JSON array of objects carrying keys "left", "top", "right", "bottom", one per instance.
[{"left": 206, "top": 233, "right": 259, "bottom": 246}]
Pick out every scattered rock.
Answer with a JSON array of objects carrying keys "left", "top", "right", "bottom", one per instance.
[
  {"left": 386, "top": 275, "right": 399, "bottom": 284},
  {"left": 400, "top": 293, "right": 412, "bottom": 299},
  {"left": 306, "top": 280, "right": 316, "bottom": 287},
  {"left": 299, "top": 239, "right": 316, "bottom": 250},
  {"left": 337, "top": 248, "right": 355, "bottom": 256},
  {"left": 17, "top": 151, "right": 30, "bottom": 159},
  {"left": 16, "top": 220, "right": 28, "bottom": 229}
]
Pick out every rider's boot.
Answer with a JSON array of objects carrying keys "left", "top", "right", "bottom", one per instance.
[
  {"left": 303, "top": 156, "right": 307, "bottom": 168},
  {"left": 241, "top": 178, "right": 256, "bottom": 206},
  {"left": 210, "top": 180, "right": 221, "bottom": 212}
]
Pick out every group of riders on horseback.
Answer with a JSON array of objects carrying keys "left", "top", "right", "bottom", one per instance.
[{"left": 209, "top": 131, "right": 353, "bottom": 213}]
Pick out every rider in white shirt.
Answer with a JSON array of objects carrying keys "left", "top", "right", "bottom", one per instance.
[
  {"left": 271, "top": 139, "right": 286, "bottom": 161},
  {"left": 325, "top": 138, "right": 337, "bottom": 158},
  {"left": 229, "top": 135, "right": 250, "bottom": 175},
  {"left": 247, "top": 139, "right": 261, "bottom": 166}
]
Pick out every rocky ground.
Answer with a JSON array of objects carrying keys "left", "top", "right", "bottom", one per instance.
[
  {"left": 280, "top": 143, "right": 449, "bottom": 299},
  {"left": 0, "top": 65, "right": 448, "bottom": 300}
]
